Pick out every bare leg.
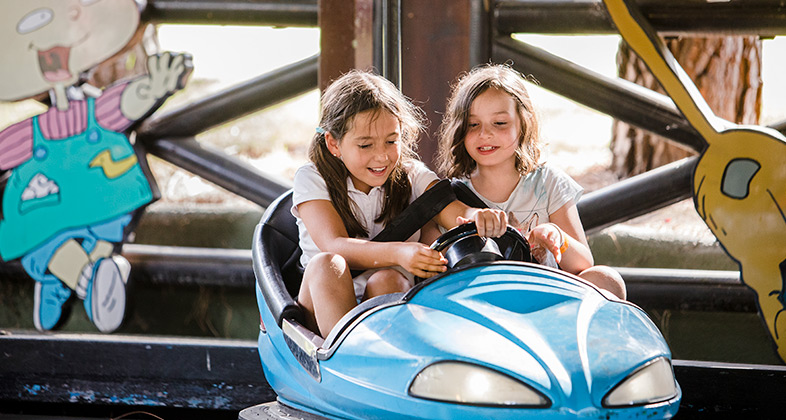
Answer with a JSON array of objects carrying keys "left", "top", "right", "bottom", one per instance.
[
  {"left": 419, "top": 220, "right": 443, "bottom": 246},
  {"left": 363, "top": 269, "right": 412, "bottom": 301},
  {"left": 579, "top": 265, "right": 627, "bottom": 300},
  {"left": 297, "top": 252, "right": 357, "bottom": 337}
]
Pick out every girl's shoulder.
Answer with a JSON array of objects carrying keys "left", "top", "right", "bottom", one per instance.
[
  {"left": 402, "top": 158, "right": 440, "bottom": 198},
  {"left": 293, "top": 163, "right": 328, "bottom": 194},
  {"left": 527, "top": 163, "right": 572, "bottom": 183},
  {"left": 293, "top": 162, "right": 321, "bottom": 183},
  {"left": 294, "top": 162, "right": 319, "bottom": 177}
]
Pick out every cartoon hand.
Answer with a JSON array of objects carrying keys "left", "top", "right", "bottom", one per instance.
[
  {"left": 145, "top": 52, "right": 189, "bottom": 100},
  {"left": 121, "top": 52, "right": 193, "bottom": 121}
]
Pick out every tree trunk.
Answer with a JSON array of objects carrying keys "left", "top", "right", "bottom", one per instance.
[{"left": 611, "top": 36, "right": 762, "bottom": 178}]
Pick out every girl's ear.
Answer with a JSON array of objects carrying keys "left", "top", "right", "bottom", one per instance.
[{"left": 325, "top": 132, "right": 341, "bottom": 158}]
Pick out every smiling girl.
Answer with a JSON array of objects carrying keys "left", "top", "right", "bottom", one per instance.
[
  {"left": 293, "top": 70, "right": 507, "bottom": 337},
  {"left": 436, "top": 64, "right": 626, "bottom": 300}
]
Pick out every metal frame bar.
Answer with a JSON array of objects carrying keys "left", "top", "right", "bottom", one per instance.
[
  {"left": 134, "top": 55, "right": 317, "bottom": 207},
  {"left": 144, "top": 0, "right": 318, "bottom": 26},
  {"left": 578, "top": 157, "right": 695, "bottom": 233},
  {"left": 619, "top": 267, "right": 755, "bottom": 313},
  {"left": 143, "top": 137, "right": 291, "bottom": 207},
  {"left": 494, "top": 35, "right": 786, "bottom": 234},
  {"left": 377, "top": 0, "right": 402, "bottom": 87},
  {"left": 1, "top": 244, "right": 754, "bottom": 313},
  {"left": 495, "top": 0, "right": 786, "bottom": 36},
  {"left": 139, "top": 54, "right": 318, "bottom": 140},
  {"left": 493, "top": 35, "right": 706, "bottom": 152}
]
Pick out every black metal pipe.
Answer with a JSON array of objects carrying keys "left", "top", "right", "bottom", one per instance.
[
  {"left": 618, "top": 267, "right": 754, "bottom": 313},
  {"left": 492, "top": 36, "right": 706, "bottom": 152},
  {"left": 578, "top": 157, "right": 696, "bottom": 233},
  {"left": 4, "top": 243, "right": 756, "bottom": 313},
  {"left": 380, "top": 0, "right": 402, "bottom": 88},
  {"left": 143, "top": 137, "right": 291, "bottom": 208},
  {"left": 124, "top": 244, "right": 254, "bottom": 288},
  {"left": 469, "top": 0, "right": 492, "bottom": 67},
  {"left": 138, "top": 54, "right": 318, "bottom": 140},
  {"left": 495, "top": 0, "right": 786, "bottom": 37},
  {"left": 144, "top": 0, "right": 318, "bottom": 26}
]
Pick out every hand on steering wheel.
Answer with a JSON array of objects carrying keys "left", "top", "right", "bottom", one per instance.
[{"left": 428, "top": 222, "right": 534, "bottom": 272}]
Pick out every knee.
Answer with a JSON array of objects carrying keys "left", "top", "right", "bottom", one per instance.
[
  {"left": 366, "top": 269, "right": 411, "bottom": 297},
  {"left": 580, "top": 265, "right": 626, "bottom": 300},
  {"left": 304, "top": 252, "right": 349, "bottom": 287}
]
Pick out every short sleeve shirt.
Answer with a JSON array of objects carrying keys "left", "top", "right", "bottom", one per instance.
[
  {"left": 292, "top": 160, "right": 439, "bottom": 268},
  {"left": 457, "top": 164, "right": 582, "bottom": 234}
]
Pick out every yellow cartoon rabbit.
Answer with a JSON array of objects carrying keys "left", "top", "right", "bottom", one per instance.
[{"left": 603, "top": 0, "right": 786, "bottom": 361}]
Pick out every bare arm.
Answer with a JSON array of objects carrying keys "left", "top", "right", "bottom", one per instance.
[
  {"left": 425, "top": 177, "right": 507, "bottom": 239},
  {"left": 529, "top": 202, "right": 594, "bottom": 274},
  {"left": 298, "top": 199, "right": 447, "bottom": 278}
]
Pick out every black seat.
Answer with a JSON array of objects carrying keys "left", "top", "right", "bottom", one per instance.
[{"left": 252, "top": 190, "right": 304, "bottom": 326}]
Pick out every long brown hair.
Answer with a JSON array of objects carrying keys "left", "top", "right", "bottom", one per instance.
[
  {"left": 309, "top": 70, "right": 425, "bottom": 238},
  {"left": 437, "top": 63, "right": 541, "bottom": 179}
]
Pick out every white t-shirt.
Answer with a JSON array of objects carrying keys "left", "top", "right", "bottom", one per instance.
[
  {"left": 292, "top": 160, "right": 439, "bottom": 297},
  {"left": 457, "top": 164, "right": 582, "bottom": 234}
]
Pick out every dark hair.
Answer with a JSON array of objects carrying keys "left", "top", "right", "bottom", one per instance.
[
  {"left": 309, "top": 70, "right": 425, "bottom": 237},
  {"left": 437, "top": 63, "right": 541, "bottom": 178}
]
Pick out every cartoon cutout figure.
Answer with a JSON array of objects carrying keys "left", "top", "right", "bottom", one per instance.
[
  {"left": 603, "top": 0, "right": 786, "bottom": 361},
  {"left": 0, "top": 0, "right": 192, "bottom": 333}
]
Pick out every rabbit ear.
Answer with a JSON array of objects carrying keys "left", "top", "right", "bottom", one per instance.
[{"left": 603, "top": 0, "right": 724, "bottom": 143}]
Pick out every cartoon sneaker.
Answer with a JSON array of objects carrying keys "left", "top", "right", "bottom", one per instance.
[
  {"left": 112, "top": 254, "right": 131, "bottom": 285},
  {"left": 84, "top": 256, "right": 128, "bottom": 333},
  {"left": 33, "top": 281, "right": 73, "bottom": 331}
]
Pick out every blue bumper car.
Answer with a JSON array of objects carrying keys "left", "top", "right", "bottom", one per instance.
[{"left": 249, "top": 184, "right": 681, "bottom": 419}]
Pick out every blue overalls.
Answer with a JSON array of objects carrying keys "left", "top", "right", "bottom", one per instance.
[{"left": 0, "top": 98, "right": 153, "bottom": 329}]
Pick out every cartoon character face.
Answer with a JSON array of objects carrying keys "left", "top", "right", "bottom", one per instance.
[
  {"left": 0, "top": 0, "right": 141, "bottom": 101},
  {"left": 694, "top": 128, "right": 786, "bottom": 264}
]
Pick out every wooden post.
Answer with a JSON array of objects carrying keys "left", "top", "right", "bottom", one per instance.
[
  {"left": 400, "top": 0, "right": 490, "bottom": 169},
  {"left": 318, "top": 0, "right": 375, "bottom": 91}
]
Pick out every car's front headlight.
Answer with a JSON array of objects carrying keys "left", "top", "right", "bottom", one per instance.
[
  {"left": 409, "top": 361, "right": 550, "bottom": 407},
  {"left": 603, "top": 357, "right": 678, "bottom": 407}
]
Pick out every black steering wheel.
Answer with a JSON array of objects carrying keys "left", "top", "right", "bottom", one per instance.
[{"left": 430, "top": 222, "right": 534, "bottom": 270}]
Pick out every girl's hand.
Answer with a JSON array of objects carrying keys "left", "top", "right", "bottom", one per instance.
[
  {"left": 527, "top": 223, "right": 564, "bottom": 264},
  {"left": 457, "top": 208, "right": 508, "bottom": 238},
  {"left": 395, "top": 242, "right": 448, "bottom": 278}
]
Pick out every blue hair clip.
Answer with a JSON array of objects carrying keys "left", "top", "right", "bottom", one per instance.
[{"left": 316, "top": 127, "right": 326, "bottom": 135}]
